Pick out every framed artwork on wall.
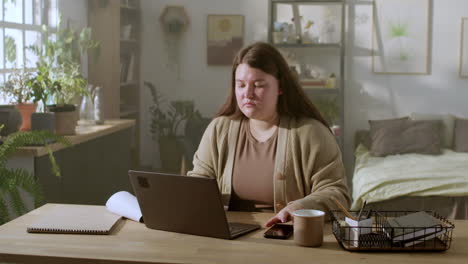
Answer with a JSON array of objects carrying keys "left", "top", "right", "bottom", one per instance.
[
  {"left": 207, "top": 15, "right": 244, "bottom": 65},
  {"left": 460, "top": 17, "right": 468, "bottom": 78},
  {"left": 372, "top": 0, "right": 431, "bottom": 75}
]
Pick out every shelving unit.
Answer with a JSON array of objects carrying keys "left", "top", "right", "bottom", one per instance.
[
  {"left": 88, "top": 0, "right": 141, "bottom": 167},
  {"left": 268, "top": 0, "right": 345, "bottom": 150}
]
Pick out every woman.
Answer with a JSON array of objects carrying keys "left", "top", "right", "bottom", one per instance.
[{"left": 188, "top": 42, "right": 350, "bottom": 227}]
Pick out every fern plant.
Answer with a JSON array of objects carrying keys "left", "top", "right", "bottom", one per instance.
[
  {"left": 0, "top": 126, "right": 71, "bottom": 224},
  {"left": 145, "top": 81, "right": 198, "bottom": 139}
]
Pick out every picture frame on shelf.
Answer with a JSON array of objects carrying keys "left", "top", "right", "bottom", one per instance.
[
  {"left": 372, "top": 0, "right": 431, "bottom": 75},
  {"left": 207, "top": 15, "right": 244, "bottom": 65},
  {"left": 460, "top": 17, "right": 468, "bottom": 78}
]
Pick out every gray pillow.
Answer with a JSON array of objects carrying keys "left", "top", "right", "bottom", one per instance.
[
  {"left": 369, "top": 119, "right": 442, "bottom": 157},
  {"left": 453, "top": 118, "right": 468, "bottom": 152},
  {"left": 410, "top": 113, "right": 455, "bottom": 148}
]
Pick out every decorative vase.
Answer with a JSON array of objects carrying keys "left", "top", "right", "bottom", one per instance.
[
  {"left": 80, "top": 95, "right": 95, "bottom": 121},
  {"left": 15, "top": 103, "right": 37, "bottom": 131},
  {"left": 0, "top": 105, "right": 22, "bottom": 136},
  {"left": 94, "top": 86, "right": 104, "bottom": 125}
]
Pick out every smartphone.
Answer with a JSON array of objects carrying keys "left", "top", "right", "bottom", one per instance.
[{"left": 264, "top": 224, "right": 293, "bottom": 239}]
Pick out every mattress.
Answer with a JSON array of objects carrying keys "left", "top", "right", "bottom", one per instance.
[
  {"left": 352, "top": 144, "right": 468, "bottom": 219},
  {"left": 362, "top": 196, "right": 468, "bottom": 219}
]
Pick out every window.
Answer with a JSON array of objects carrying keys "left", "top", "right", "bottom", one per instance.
[{"left": 0, "top": 0, "right": 58, "bottom": 104}]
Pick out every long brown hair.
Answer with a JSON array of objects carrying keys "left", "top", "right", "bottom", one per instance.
[{"left": 216, "top": 42, "right": 330, "bottom": 129}]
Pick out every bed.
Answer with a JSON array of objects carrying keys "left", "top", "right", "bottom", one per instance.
[{"left": 351, "top": 115, "right": 468, "bottom": 219}]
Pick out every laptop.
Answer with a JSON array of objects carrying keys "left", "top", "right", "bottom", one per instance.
[{"left": 128, "top": 170, "right": 261, "bottom": 239}]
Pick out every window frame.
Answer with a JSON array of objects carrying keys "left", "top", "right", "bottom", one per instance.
[
  {"left": 0, "top": 0, "right": 57, "bottom": 104},
  {"left": 0, "top": 0, "right": 57, "bottom": 74}
]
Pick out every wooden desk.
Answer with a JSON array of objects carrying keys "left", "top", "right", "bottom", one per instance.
[{"left": 0, "top": 204, "right": 467, "bottom": 264}]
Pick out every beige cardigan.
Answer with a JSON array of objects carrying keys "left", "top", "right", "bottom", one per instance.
[{"left": 188, "top": 115, "right": 351, "bottom": 216}]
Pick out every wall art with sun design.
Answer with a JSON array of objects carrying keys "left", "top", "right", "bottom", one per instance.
[{"left": 207, "top": 15, "right": 244, "bottom": 65}]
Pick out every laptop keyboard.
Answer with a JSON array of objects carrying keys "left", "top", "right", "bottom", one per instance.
[{"left": 228, "top": 222, "right": 259, "bottom": 236}]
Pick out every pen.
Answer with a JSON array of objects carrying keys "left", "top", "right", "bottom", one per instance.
[
  {"left": 332, "top": 197, "right": 356, "bottom": 220},
  {"left": 365, "top": 209, "right": 372, "bottom": 219},
  {"left": 357, "top": 200, "right": 367, "bottom": 221}
]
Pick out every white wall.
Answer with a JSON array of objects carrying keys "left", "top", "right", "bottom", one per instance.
[
  {"left": 139, "top": 0, "right": 269, "bottom": 168},
  {"left": 344, "top": 0, "right": 468, "bottom": 181},
  {"left": 139, "top": 0, "right": 468, "bottom": 180},
  {"left": 59, "top": 0, "right": 88, "bottom": 77}
]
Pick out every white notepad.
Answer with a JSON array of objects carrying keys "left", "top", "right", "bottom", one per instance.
[{"left": 27, "top": 204, "right": 122, "bottom": 235}]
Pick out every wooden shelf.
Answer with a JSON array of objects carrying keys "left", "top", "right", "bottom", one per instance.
[
  {"left": 273, "top": 43, "right": 341, "bottom": 48},
  {"left": 89, "top": 0, "right": 141, "bottom": 167},
  {"left": 272, "top": 0, "right": 344, "bottom": 3},
  {"left": 120, "top": 38, "right": 138, "bottom": 44},
  {"left": 120, "top": 5, "right": 139, "bottom": 11},
  {"left": 269, "top": 0, "right": 346, "bottom": 151},
  {"left": 303, "top": 88, "right": 340, "bottom": 95},
  {"left": 17, "top": 119, "right": 136, "bottom": 157}
]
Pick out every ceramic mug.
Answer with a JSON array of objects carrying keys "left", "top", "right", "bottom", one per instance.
[{"left": 292, "top": 209, "right": 325, "bottom": 247}]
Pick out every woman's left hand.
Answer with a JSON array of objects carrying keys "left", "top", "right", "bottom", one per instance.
[{"left": 265, "top": 202, "right": 304, "bottom": 227}]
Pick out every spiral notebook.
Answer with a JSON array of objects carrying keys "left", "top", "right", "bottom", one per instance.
[{"left": 27, "top": 204, "right": 122, "bottom": 235}]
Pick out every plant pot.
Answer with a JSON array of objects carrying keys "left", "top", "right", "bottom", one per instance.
[
  {"left": 31, "top": 112, "right": 56, "bottom": 132},
  {"left": 159, "top": 136, "right": 184, "bottom": 173},
  {"left": 47, "top": 104, "right": 76, "bottom": 112},
  {"left": 0, "top": 105, "right": 22, "bottom": 136},
  {"left": 47, "top": 104, "right": 78, "bottom": 135},
  {"left": 53, "top": 111, "right": 78, "bottom": 135},
  {"left": 15, "top": 103, "right": 37, "bottom": 131}
]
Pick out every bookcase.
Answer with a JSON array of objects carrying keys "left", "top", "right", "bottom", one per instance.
[
  {"left": 268, "top": 0, "right": 345, "bottom": 150},
  {"left": 88, "top": 0, "right": 141, "bottom": 167}
]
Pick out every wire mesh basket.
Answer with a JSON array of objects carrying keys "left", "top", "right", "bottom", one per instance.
[{"left": 330, "top": 210, "right": 455, "bottom": 251}]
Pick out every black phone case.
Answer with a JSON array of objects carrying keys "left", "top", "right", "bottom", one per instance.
[{"left": 263, "top": 224, "right": 293, "bottom": 239}]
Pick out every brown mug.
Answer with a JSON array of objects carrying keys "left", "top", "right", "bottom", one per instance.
[{"left": 292, "top": 209, "right": 325, "bottom": 247}]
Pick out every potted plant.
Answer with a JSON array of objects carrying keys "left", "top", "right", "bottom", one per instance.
[
  {"left": 26, "top": 62, "right": 61, "bottom": 132},
  {"left": 145, "top": 81, "right": 199, "bottom": 173},
  {"left": 0, "top": 68, "right": 37, "bottom": 132},
  {"left": 0, "top": 30, "right": 39, "bottom": 132},
  {"left": 0, "top": 125, "right": 71, "bottom": 224},
  {"left": 28, "top": 20, "right": 99, "bottom": 135}
]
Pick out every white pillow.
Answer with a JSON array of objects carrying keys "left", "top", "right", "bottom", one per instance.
[{"left": 409, "top": 113, "right": 455, "bottom": 148}]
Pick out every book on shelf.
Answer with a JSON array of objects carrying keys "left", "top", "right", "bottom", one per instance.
[
  {"left": 300, "top": 78, "right": 328, "bottom": 89},
  {"left": 120, "top": 53, "right": 135, "bottom": 83},
  {"left": 126, "top": 54, "right": 135, "bottom": 82},
  {"left": 120, "top": 59, "right": 127, "bottom": 83},
  {"left": 121, "top": 24, "right": 133, "bottom": 40},
  {"left": 382, "top": 211, "right": 445, "bottom": 243}
]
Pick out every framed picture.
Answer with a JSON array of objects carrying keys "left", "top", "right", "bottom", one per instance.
[
  {"left": 207, "top": 15, "right": 244, "bottom": 65},
  {"left": 372, "top": 0, "right": 431, "bottom": 75},
  {"left": 460, "top": 18, "right": 468, "bottom": 78}
]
